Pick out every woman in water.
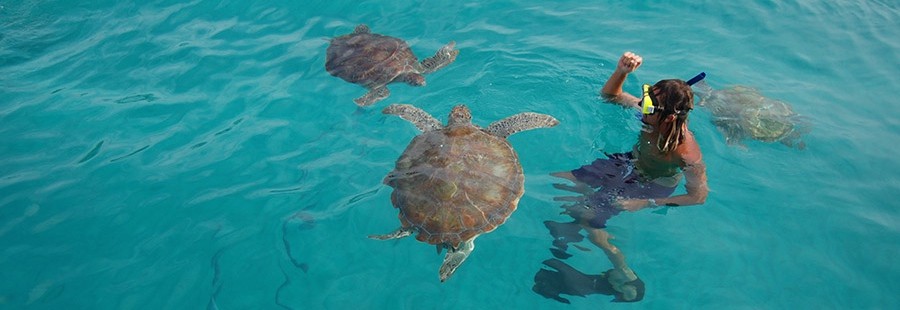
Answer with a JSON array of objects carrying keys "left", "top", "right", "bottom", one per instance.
[{"left": 551, "top": 51, "right": 709, "bottom": 301}]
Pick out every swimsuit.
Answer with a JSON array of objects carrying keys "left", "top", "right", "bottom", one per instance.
[{"left": 569, "top": 152, "right": 677, "bottom": 228}]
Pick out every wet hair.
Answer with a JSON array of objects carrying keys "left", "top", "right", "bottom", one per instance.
[{"left": 653, "top": 79, "right": 694, "bottom": 153}]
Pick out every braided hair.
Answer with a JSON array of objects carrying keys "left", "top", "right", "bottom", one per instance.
[{"left": 653, "top": 79, "right": 694, "bottom": 153}]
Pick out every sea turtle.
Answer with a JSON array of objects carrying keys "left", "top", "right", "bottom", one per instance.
[
  {"left": 370, "top": 104, "right": 559, "bottom": 282},
  {"left": 694, "top": 82, "right": 809, "bottom": 149},
  {"left": 325, "top": 24, "right": 459, "bottom": 107}
]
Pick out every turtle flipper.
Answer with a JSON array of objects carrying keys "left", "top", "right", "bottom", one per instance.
[
  {"left": 383, "top": 104, "right": 443, "bottom": 132},
  {"left": 419, "top": 41, "right": 459, "bottom": 74},
  {"left": 439, "top": 239, "right": 475, "bottom": 282},
  {"left": 486, "top": 112, "right": 559, "bottom": 138},
  {"left": 368, "top": 227, "right": 413, "bottom": 240},
  {"left": 354, "top": 86, "right": 390, "bottom": 107},
  {"left": 399, "top": 73, "right": 426, "bottom": 86},
  {"left": 692, "top": 80, "right": 714, "bottom": 105}
]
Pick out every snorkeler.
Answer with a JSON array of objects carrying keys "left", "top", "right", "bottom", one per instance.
[{"left": 549, "top": 51, "right": 709, "bottom": 302}]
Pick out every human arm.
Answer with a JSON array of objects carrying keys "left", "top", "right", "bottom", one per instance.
[
  {"left": 601, "top": 52, "right": 642, "bottom": 109},
  {"left": 616, "top": 159, "right": 709, "bottom": 211},
  {"left": 617, "top": 136, "right": 709, "bottom": 211},
  {"left": 657, "top": 160, "right": 708, "bottom": 206}
]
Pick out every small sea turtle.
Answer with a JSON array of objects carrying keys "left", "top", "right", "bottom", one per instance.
[
  {"left": 695, "top": 83, "right": 809, "bottom": 149},
  {"left": 325, "top": 24, "right": 459, "bottom": 107},
  {"left": 370, "top": 104, "right": 559, "bottom": 282}
]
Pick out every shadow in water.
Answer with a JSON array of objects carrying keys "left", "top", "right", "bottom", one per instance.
[
  {"left": 533, "top": 258, "right": 644, "bottom": 303},
  {"left": 533, "top": 220, "right": 645, "bottom": 303}
]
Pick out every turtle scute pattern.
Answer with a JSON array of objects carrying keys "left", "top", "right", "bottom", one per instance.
[
  {"left": 698, "top": 84, "right": 809, "bottom": 148},
  {"left": 372, "top": 103, "right": 556, "bottom": 282},
  {"left": 325, "top": 24, "right": 459, "bottom": 106},
  {"left": 386, "top": 124, "right": 524, "bottom": 247},
  {"left": 325, "top": 30, "right": 415, "bottom": 87}
]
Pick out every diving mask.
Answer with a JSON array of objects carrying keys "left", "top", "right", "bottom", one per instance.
[
  {"left": 640, "top": 72, "right": 706, "bottom": 116},
  {"left": 640, "top": 84, "right": 659, "bottom": 115}
]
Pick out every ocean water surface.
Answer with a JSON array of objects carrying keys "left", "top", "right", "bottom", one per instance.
[{"left": 1, "top": 0, "right": 898, "bottom": 309}]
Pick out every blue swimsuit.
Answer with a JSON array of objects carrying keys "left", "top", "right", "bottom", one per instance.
[{"left": 570, "top": 152, "right": 677, "bottom": 228}]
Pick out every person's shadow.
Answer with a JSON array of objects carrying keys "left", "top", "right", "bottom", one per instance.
[{"left": 532, "top": 220, "right": 645, "bottom": 303}]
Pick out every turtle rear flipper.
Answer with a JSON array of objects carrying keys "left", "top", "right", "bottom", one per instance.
[
  {"left": 383, "top": 104, "right": 443, "bottom": 132},
  {"left": 354, "top": 86, "right": 390, "bottom": 107},
  {"left": 779, "top": 128, "right": 807, "bottom": 150},
  {"left": 419, "top": 41, "right": 459, "bottom": 74},
  {"left": 782, "top": 116, "right": 811, "bottom": 149},
  {"left": 486, "top": 112, "right": 559, "bottom": 138},
  {"left": 368, "top": 227, "right": 413, "bottom": 240},
  {"left": 439, "top": 238, "right": 475, "bottom": 282}
]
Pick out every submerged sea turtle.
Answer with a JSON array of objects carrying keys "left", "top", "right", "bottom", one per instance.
[
  {"left": 694, "top": 82, "right": 809, "bottom": 149},
  {"left": 325, "top": 24, "right": 459, "bottom": 107},
  {"left": 370, "top": 104, "right": 559, "bottom": 282}
]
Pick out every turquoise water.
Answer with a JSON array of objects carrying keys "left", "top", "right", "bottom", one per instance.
[{"left": 2, "top": 0, "right": 898, "bottom": 308}]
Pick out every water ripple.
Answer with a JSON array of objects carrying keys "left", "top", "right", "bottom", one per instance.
[{"left": 0, "top": 1, "right": 897, "bottom": 309}]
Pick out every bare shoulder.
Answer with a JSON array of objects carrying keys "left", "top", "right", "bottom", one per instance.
[{"left": 678, "top": 130, "right": 704, "bottom": 167}]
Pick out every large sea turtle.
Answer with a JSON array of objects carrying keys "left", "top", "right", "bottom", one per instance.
[
  {"left": 370, "top": 104, "right": 559, "bottom": 282},
  {"left": 694, "top": 82, "right": 809, "bottom": 149},
  {"left": 325, "top": 24, "right": 459, "bottom": 107}
]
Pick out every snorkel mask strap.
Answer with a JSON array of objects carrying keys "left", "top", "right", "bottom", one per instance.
[
  {"left": 640, "top": 73, "right": 705, "bottom": 116},
  {"left": 672, "top": 72, "right": 706, "bottom": 115}
]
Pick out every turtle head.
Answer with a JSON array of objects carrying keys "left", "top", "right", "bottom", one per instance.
[
  {"left": 353, "top": 24, "right": 370, "bottom": 34},
  {"left": 448, "top": 104, "right": 472, "bottom": 126}
]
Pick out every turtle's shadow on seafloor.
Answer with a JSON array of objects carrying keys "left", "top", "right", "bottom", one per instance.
[{"left": 532, "top": 220, "right": 644, "bottom": 303}]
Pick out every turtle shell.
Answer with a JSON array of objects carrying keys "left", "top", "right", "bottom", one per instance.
[
  {"left": 739, "top": 99, "right": 795, "bottom": 142},
  {"left": 325, "top": 30, "right": 418, "bottom": 88},
  {"left": 384, "top": 125, "right": 524, "bottom": 248},
  {"left": 702, "top": 86, "right": 800, "bottom": 144}
]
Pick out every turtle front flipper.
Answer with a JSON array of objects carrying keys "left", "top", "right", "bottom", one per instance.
[
  {"left": 383, "top": 104, "right": 443, "bottom": 132},
  {"left": 692, "top": 80, "right": 714, "bottom": 105},
  {"left": 714, "top": 118, "right": 746, "bottom": 147},
  {"left": 439, "top": 238, "right": 475, "bottom": 282},
  {"left": 419, "top": 41, "right": 459, "bottom": 74},
  {"left": 486, "top": 112, "right": 559, "bottom": 138},
  {"left": 354, "top": 86, "right": 390, "bottom": 107},
  {"left": 368, "top": 227, "right": 413, "bottom": 240}
]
